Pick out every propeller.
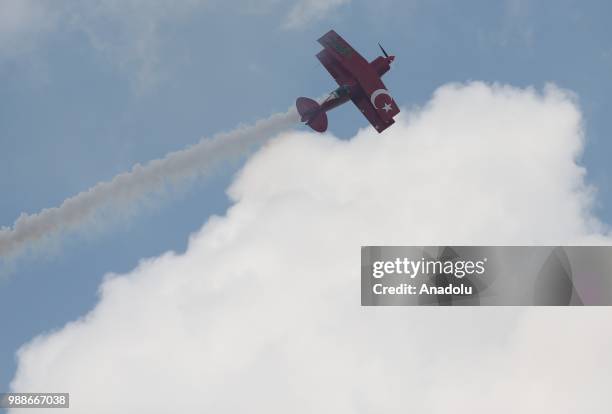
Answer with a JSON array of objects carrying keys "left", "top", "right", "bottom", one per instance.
[{"left": 378, "top": 42, "right": 390, "bottom": 58}]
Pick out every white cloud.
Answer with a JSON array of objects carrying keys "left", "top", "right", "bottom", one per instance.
[
  {"left": 63, "top": 0, "right": 210, "bottom": 89},
  {"left": 0, "top": 0, "right": 207, "bottom": 86},
  {"left": 0, "top": 0, "right": 58, "bottom": 56},
  {"left": 0, "top": 0, "right": 349, "bottom": 86},
  {"left": 10, "top": 82, "right": 612, "bottom": 413},
  {"left": 283, "top": 0, "right": 350, "bottom": 29}
]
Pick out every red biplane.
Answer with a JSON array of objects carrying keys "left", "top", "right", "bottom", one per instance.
[{"left": 296, "top": 30, "right": 399, "bottom": 133}]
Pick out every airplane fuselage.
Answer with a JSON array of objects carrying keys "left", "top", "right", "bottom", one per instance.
[
  {"left": 296, "top": 29, "right": 399, "bottom": 133},
  {"left": 318, "top": 55, "right": 393, "bottom": 116}
]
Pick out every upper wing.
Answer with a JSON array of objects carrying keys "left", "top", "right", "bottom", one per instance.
[
  {"left": 317, "top": 30, "right": 370, "bottom": 80},
  {"left": 316, "top": 49, "right": 355, "bottom": 87},
  {"left": 317, "top": 30, "right": 370, "bottom": 67},
  {"left": 318, "top": 30, "right": 400, "bottom": 124},
  {"left": 351, "top": 95, "right": 395, "bottom": 133}
]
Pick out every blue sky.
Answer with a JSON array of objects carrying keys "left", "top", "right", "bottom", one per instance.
[{"left": 1, "top": 0, "right": 612, "bottom": 396}]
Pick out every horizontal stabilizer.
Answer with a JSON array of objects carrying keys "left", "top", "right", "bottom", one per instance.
[{"left": 296, "top": 97, "right": 328, "bottom": 132}]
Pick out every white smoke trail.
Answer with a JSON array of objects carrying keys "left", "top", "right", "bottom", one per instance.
[{"left": 0, "top": 107, "right": 300, "bottom": 258}]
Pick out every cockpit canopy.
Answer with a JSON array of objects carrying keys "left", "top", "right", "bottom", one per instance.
[{"left": 330, "top": 84, "right": 351, "bottom": 99}]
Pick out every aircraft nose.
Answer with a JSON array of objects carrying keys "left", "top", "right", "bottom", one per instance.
[{"left": 388, "top": 56, "right": 395, "bottom": 63}]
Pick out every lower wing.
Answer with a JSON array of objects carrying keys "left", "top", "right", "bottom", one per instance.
[{"left": 351, "top": 95, "right": 395, "bottom": 133}]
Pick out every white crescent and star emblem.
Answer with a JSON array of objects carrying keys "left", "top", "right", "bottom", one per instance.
[{"left": 370, "top": 89, "right": 394, "bottom": 113}]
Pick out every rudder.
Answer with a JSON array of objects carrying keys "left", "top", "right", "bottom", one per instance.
[{"left": 296, "top": 97, "right": 328, "bottom": 133}]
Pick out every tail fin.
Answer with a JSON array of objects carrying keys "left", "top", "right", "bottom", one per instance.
[{"left": 296, "top": 97, "right": 328, "bottom": 133}]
